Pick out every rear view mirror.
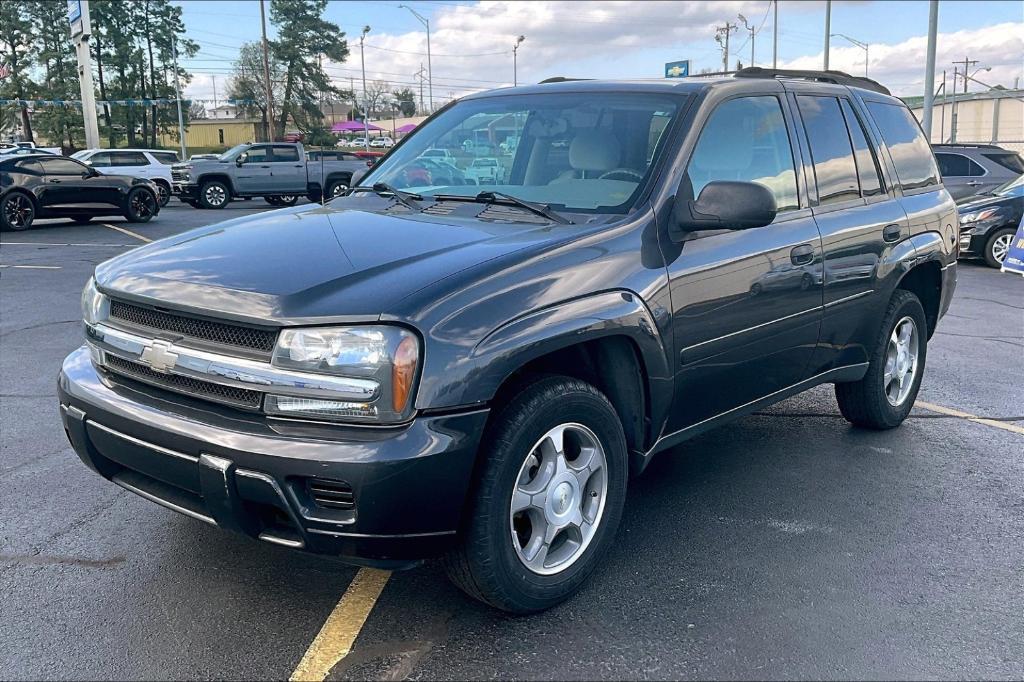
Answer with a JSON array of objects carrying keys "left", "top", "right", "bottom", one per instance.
[{"left": 671, "top": 180, "right": 777, "bottom": 239}]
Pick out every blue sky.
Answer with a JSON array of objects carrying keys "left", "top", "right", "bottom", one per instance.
[{"left": 176, "top": 1, "right": 1024, "bottom": 103}]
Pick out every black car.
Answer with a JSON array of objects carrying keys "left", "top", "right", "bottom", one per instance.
[
  {"left": 59, "top": 68, "right": 957, "bottom": 613},
  {"left": 957, "top": 174, "right": 1024, "bottom": 267},
  {"left": 0, "top": 154, "right": 159, "bottom": 231}
]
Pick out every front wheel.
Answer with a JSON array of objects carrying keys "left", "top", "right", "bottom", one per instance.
[
  {"left": 835, "top": 289, "right": 927, "bottom": 429},
  {"left": 443, "top": 376, "right": 627, "bottom": 613},
  {"left": 124, "top": 187, "right": 157, "bottom": 223},
  {"left": 153, "top": 182, "right": 171, "bottom": 207},
  {"left": 983, "top": 228, "right": 1014, "bottom": 269},
  {"left": 326, "top": 179, "right": 349, "bottom": 199},
  {"left": 198, "top": 180, "right": 230, "bottom": 209}
]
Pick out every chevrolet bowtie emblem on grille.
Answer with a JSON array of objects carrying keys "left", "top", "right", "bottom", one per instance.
[{"left": 139, "top": 340, "right": 179, "bottom": 373}]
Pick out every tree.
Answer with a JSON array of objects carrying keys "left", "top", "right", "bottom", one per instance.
[
  {"left": 392, "top": 88, "right": 416, "bottom": 117},
  {"left": 364, "top": 80, "right": 390, "bottom": 119},
  {"left": 0, "top": 1, "right": 36, "bottom": 142},
  {"left": 269, "top": 0, "right": 349, "bottom": 138},
  {"left": 226, "top": 42, "right": 285, "bottom": 141},
  {"left": 26, "top": 0, "right": 83, "bottom": 151},
  {"left": 188, "top": 101, "right": 207, "bottom": 120}
]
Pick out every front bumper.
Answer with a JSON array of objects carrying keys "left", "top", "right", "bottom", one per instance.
[
  {"left": 58, "top": 346, "right": 487, "bottom": 568},
  {"left": 958, "top": 228, "right": 988, "bottom": 258},
  {"left": 173, "top": 183, "right": 199, "bottom": 200}
]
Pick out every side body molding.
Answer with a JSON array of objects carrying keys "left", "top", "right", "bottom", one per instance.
[{"left": 459, "top": 290, "right": 674, "bottom": 447}]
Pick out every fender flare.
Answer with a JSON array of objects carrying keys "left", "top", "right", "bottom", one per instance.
[{"left": 195, "top": 173, "right": 236, "bottom": 195}]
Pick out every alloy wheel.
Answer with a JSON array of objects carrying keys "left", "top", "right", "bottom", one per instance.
[
  {"left": 991, "top": 233, "right": 1012, "bottom": 264},
  {"left": 130, "top": 190, "right": 155, "bottom": 218},
  {"left": 204, "top": 184, "right": 227, "bottom": 207},
  {"left": 155, "top": 184, "right": 169, "bottom": 206},
  {"left": 330, "top": 182, "right": 348, "bottom": 198},
  {"left": 883, "top": 316, "right": 919, "bottom": 407},
  {"left": 509, "top": 423, "right": 608, "bottom": 576},
  {"left": 3, "top": 194, "right": 34, "bottom": 230}
]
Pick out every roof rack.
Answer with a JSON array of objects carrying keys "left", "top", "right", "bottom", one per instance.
[
  {"left": 734, "top": 67, "right": 891, "bottom": 96},
  {"left": 931, "top": 143, "right": 1006, "bottom": 150},
  {"left": 538, "top": 77, "right": 593, "bottom": 84}
]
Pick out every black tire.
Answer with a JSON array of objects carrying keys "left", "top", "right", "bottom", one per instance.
[
  {"left": 835, "top": 289, "right": 928, "bottom": 429},
  {"left": 153, "top": 181, "right": 171, "bottom": 207},
  {"left": 124, "top": 187, "right": 158, "bottom": 223},
  {"left": 1, "top": 192, "right": 36, "bottom": 231},
  {"left": 71, "top": 216, "right": 92, "bottom": 225},
  {"left": 277, "top": 195, "right": 299, "bottom": 206},
  {"left": 443, "top": 375, "right": 628, "bottom": 613},
  {"left": 265, "top": 196, "right": 282, "bottom": 206},
  {"left": 326, "top": 179, "right": 349, "bottom": 199},
  {"left": 198, "top": 180, "right": 231, "bottom": 209},
  {"left": 983, "top": 227, "right": 1015, "bottom": 269}
]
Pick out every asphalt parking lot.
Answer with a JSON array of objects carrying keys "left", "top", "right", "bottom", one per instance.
[{"left": 2, "top": 201, "right": 1022, "bottom": 680}]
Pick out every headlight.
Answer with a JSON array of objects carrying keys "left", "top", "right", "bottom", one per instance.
[
  {"left": 960, "top": 208, "right": 998, "bottom": 224},
  {"left": 267, "top": 325, "right": 420, "bottom": 423},
  {"left": 81, "top": 277, "right": 109, "bottom": 326}
]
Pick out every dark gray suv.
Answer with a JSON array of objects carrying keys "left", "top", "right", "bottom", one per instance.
[
  {"left": 934, "top": 143, "right": 1024, "bottom": 200},
  {"left": 59, "top": 68, "right": 958, "bottom": 613}
]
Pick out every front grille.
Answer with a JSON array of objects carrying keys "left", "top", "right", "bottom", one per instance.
[
  {"left": 171, "top": 169, "right": 188, "bottom": 182},
  {"left": 308, "top": 478, "right": 355, "bottom": 510},
  {"left": 109, "top": 299, "right": 278, "bottom": 356},
  {"left": 104, "top": 354, "right": 263, "bottom": 410}
]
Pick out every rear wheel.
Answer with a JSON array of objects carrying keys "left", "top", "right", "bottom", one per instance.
[
  {"left": 983, "top": 227, "right": 1014, "bottom": 269},
  {"left": 265, "top": 196, "right": 282, "bottom": 206},
  {"left": 835, "top": 289, "right": 927, "bottom": 429},
  {"left": 153, "top": 181, "right": 171, "bottom": 207},
  {"left": 1, "top": 192, "right": 35, "bottom": 231},
  {"left": 276, "top": 195, "right": 299, "bottom": 206},
  {"left": 326, "top": 179, "right": 349, "bottom": 199},
  {"left": 124, "top": 187, "right": 157, "bottom": 223},
  {"left": 198, "top": 180, "right": 230, "bottom": 209},
  {"left": 443, "top": 376, "right": 627, "bottom": 613}
]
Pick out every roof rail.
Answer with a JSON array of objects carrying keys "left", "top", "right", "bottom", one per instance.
[
  {"left": 538, "top": 76, "right": 593, "bottom": 84},
  {"left": 734, "top": 67, "right": 891, "bottom": 96},
  {"left": 931, "top": 143, "right": 1006, "bottom": 150}
]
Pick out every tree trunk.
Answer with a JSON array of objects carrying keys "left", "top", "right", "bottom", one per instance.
[
  {"left": 277, "top": 65, "right": 295, "bottom": 140},
  {"left": 145, "top": 0, "right": 158, "bottom": 147},
  {"left": 94, "top": 27, "right": 112, "bottom": 146}
]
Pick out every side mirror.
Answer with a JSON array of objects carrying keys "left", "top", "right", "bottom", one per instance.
[
  {"left": 235, "top": 154, "right": 246, "bottom": 166},
  {"left": 671, "top": 180, "right": 777, "bottom": 240},
  {"left": 82, "top": 168, "right": 97, "bottom": 178}
]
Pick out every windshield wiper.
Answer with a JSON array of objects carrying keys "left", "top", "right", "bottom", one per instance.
[
  {"left": 434, "top": 191, "right": 572, "bottom": 224},
  {"left": 348, "top": 182, "right": 423, "bottom": 210}
]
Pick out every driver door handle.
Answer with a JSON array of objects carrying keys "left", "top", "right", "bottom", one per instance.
[
  {"left": 790, "top": 243, "right": 814, "bottom": 266},
  {"left": 48, "top": 178, "right": 61, "bottom": 183},
  {"left": 259, "top": 165, "right": 270, "bottom": 169}
]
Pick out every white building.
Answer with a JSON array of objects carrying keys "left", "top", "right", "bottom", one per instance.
[
  {"left": 208, "top": 104, "right": 238, "bottom": 120},
  {"left": 909, "top": 89, "right": 1024, "bottom": 153}
]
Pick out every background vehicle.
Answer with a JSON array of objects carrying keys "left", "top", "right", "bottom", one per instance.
[
  {"left": 189, "top": 153, "right": 219, "bottom": 161},
  {"left": 71, "top": 148, "right": 178, "bottom": 207},
  {"left": 1, "top": 154, "right": 159, "bottom": 230},
  {"left": 419, "top": 148, "right": 456, "bottom": 161},
  {"left": 370, "top": 136, "right": 395, "bottom": 148},
  {"left": 0, "top": 146, "right": 59, "bottom": 157},
  {"left": 465, "top": 157, "right": 503, "bottom": 184},
  {"left": 59, "top": 70, "right": 956, "bottom": 614},
  {"left": 933, "top": 143, "right": 1024, "bottom": 200},
  {"left": 170, "top": 142, "right": 358, "bottom": 208},
  {"left": 957, "top": 174, "right": 1024, "bottom": 267}
]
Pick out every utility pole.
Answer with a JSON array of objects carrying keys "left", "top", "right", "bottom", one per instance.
[
  {"left": 950, "top": 66, "right": 959, "bottom": 143},
  {"left": 823, "top": 0, "right": 832, "bottom": 70},
  {"left": 259, "top": 0, "right": 275, "bottom": 141},
  {"left": 70, "top": 0, "right": 100, "bottom": 149},
  {"left": 952, "top": 56, "right": 978, "bottom": 94},
  {"left": 939, "top": 69, "right": 947, "bottom": 142},
  {"left": 772, "top": 0, "right": 778, "bottom": 69},
  {"left": 738, "top": 14, "right": 755, "bottom": 68},
  {"left": 415, "top": 63, "right": 426, "bottom": 113},
  {"left": 399, "top": 5, "right": 432, "bottom": 112},
  {"left": 212, "top": 75, "right": 218, "bottom": 109},
  {"left": 170, "top": 33, "right": 186, "bottom": 159},
  {"left": 921, "top": 0, "right": 939, "bottom": 140},
  {"left": 360, "top": 26, "right": 370, "bottom": 151},
  {"left": 715, "top": 22, "right": 737, "bottom": 73},
  {"left": 513, "top": 35, "right": 525, "bottom": 86}
]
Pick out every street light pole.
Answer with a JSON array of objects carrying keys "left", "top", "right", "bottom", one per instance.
[
  {"left": 772, "top": 0, "right": 778, "bottom": 69},
  {"left": 170, "top": 32, "right": 187, "bottom": 159},
  {"left": 360, "top": 26, "right": 370, "bottom": 152},
  {"left": 513, "top": 35, "right": 525, "bottom": 86},
  {"left": 830, "top": 33, "right": 869, "bottom": 77},
  {"left": 398, "top": 5, "right": 432, "bottom": 112},
  {"left": 738, "top": 14, "right": 755, "bottom": 68},
  {"left": 823, "top": 0, "right": 831, "bottom": 70},
  {"left": 921, "top": 0, "right": 939, "bottom": 140}
]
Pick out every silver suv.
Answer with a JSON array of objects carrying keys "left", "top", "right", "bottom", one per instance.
[{"left": 933, "top": 143, "right": 1024, "bottom": 200}]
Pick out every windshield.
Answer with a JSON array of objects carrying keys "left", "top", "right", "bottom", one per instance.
[
  {"left": 217, "top": 143, "right": 250, "bottom": 161},
  {"left": 361, "top": 91, "right": 683, "bottom": 213},
  {"left": 993, "top": 173, "right": 1024, "bottom": 197}
]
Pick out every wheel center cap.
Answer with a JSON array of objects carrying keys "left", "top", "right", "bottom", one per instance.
[{"left": 552, "top": 482, "right": 573, "bottom": 515}]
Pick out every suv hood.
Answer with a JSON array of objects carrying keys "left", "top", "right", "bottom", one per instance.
[{"left": 95, "top": 202, "right": 562, "bottom": 323}]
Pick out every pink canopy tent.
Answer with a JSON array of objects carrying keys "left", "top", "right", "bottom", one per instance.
[
  {"left": 330, "top": 120, "right": 384, "bottom": 133},
  {"left": 395, "top": 123, "right": 418, "bottom": 134}
]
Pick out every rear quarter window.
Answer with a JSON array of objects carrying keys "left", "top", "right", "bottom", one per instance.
[
  {"left": 865, "top": 101, "right": 940, "bottom": 191},
  {"left": 982, "top": 152, "right": 1024, "bottom": 174}
]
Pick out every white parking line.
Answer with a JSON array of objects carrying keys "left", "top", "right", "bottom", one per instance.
[
  {"left": 0, "top": 241, "right": 133, "bottom": 247},
  {"left": 101, "top": 223, "right": 152, "bottom": 243},
  {"left": 0, "top": 264, "right": 62, "bottom": 270}
]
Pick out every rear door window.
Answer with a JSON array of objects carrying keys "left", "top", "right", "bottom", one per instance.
[
  {"left": 865, "top": 101, "right": 940, "bottom": 191},
  {"left": 87, "top": 152, "right": 113, "bottom": 167},
  {"left": 150, "top": 152, "right": 179, "bottom": 165},
  {"left": 271, "top": 146, "right": 300, "bottom": 162},
  {"left": 981, "top": 151, "right": 1024, "bottom": 174},
  {"left": 797, "top": 95, "right": 860, "bottom": 205},
  {"left": 111, "top": 151, "right": 149, "bottom": 167},
  {"left": 687, "top": 96, "right": 799, "bottom": 212},
  {"left": 840, "top": 99, "right": 884, "bottom": 197},
  {"left": 935, "top": 153, "right": 985, "bottom": 178}
]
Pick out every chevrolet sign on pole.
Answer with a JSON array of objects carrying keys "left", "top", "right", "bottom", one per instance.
[{"left": 664, "top": 60, "right": 690, "bottom": 78}]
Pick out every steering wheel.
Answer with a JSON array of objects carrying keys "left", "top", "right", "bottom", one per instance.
[{"left": 598, "top": 168, "right": 644, "bottom": 182}]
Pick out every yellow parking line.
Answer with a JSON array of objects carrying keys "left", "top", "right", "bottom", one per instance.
[
  {"left": 916, "top": 400, "right": 1024, "bottom": 436},
  {"left": 290, "top": 568, "right": 391, "bottom": 681},
  {"left": 101, "top": 223, "right": 152, "bottom": 243}
]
